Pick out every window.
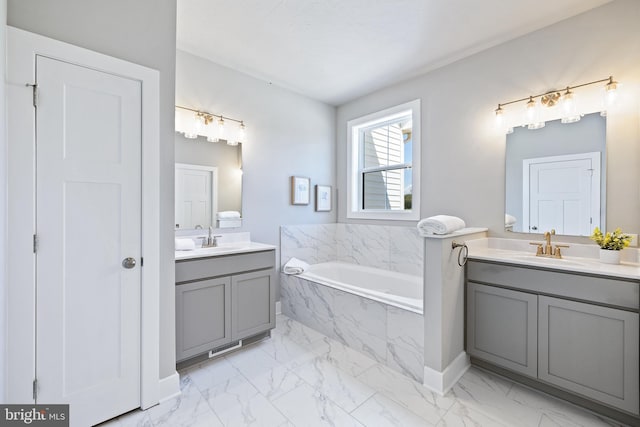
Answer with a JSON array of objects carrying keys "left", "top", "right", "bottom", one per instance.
[{"left": 347, "top": 99, "right": 420, "bottom": 220}]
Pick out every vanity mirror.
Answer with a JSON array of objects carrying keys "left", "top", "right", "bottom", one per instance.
[
  {"left": 175, "top": 132, "right": 242, "bottom": 230},
  {"left": 505, "top": 112, "right": 606, "bottom": 236}
]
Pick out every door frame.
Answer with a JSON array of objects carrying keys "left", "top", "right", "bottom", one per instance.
[
  {"left": 6, "top": 27, "right": 161, "bottom": 408},
  {"left": 522, "top": 152, "right": 601, "bottom": 234}
]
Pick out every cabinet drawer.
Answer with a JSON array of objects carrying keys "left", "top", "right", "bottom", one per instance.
[
  {"left": 467, "top": 282, "right": 538, "bottom": 377},
  {"left": 467, "top": 261, "right": 639, "bottom": 310},
  {"left": 539, "top": 296, "right": 639, "bottom": 414},
  {"left": 176, "top": 250, "right": 275, "bottom": 283}
]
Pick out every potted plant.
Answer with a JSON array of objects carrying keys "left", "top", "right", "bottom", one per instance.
[{"left": 590, "top": 227, "right": 632, "bottom": 264}]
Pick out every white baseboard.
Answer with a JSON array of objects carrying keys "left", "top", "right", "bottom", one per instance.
[
  {"left": 422, "top": 352, "right": 470, "bottom": 396},
  {"left": 158, "top": 371, "right": 181, "bottom": 403},
  {"left": 275, "top": 300, "right": 282, "bottom": 315}
]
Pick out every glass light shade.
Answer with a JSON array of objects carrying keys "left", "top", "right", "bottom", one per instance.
[
  {"left": 237, "top": 122, "right": 246, "bottom": 144},
  {"left": 217, "top": 118, "right": 225, "bottom": 140},
  {"left": 525, "top": 97, "right": 537, "bottom": 122},
  {"left": 605, "top": 84, "right": 618, "bottom": 105},
  {"left": 495, "top": 105, "right": 504, "bottom": 127},
  {"left": 525, "top": 97, "right": 544, "bottom": 130},
  {"left": 561, "top": 90, "right": 580, "bottom": 124}
]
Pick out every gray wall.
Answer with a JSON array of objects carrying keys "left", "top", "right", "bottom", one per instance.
[
  {"left": 175, "top": 134, "right": 242, "bottom": 216},
  {"left": 336, "top": 0, "right": 640, "bottom": 240},
  {"left": 7, "top": 0, "right": 178, "bottom": 380},
  {"left": 0, "top": 0, "right": 7, "bottom": 403},
  {"left": 505, "top": 113, "right": 606, "bottom": 232},
  {"left": 175, "top": 50, "right": 336, "bottom": 256}
]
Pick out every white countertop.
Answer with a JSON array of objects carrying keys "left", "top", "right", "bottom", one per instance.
[
  {"left": 466, "top": 238, "right": 640, "bottom": 281},
  {"left": 175, "top": 242, "right": 276, "bottom": 261}
]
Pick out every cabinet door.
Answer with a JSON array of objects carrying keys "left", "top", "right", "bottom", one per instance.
[
  {"left": 176, "top": 277, "right": 231, "bottom": 361},
  {"left": 467, "top": 282, "right": 538, "bottom": 377},
  {"left": 539, "top": 296, "right": 639, "bottom": 414},
  {"left": 232, "top": 269, "right": 276, "bottom": 340}
]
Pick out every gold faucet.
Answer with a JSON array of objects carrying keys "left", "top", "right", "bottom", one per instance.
[{"left": 529, "top": 229, "right": 570, "bottom": 259}]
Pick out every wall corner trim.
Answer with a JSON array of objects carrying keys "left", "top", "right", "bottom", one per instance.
[
  {"left": 422, "top": 351, "right": 470, "bottom": 396},
  {"left": 157, "top": 371, "right": 181, "bottom": 405}
]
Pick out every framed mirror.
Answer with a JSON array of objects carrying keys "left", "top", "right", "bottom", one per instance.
[
  {"left": 505, "top": 112, "right": 606, "bottom": 236},
  {"left": 175, "top": 133, "right": 242, "bottom": 230}
]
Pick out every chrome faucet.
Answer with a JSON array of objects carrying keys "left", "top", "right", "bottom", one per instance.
[
  {"left": 201, "top": 227, "right": 222, "bottom": 248},
  {"left": 529, "top": 229, "right": 569, "bottom": 258}
]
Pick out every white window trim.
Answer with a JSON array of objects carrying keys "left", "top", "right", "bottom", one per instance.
[{"left": 346, "top": 99, "right": 421, "bottom": 220}]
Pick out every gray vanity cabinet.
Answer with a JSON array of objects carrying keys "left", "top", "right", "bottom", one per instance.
[
  {"left": 176, "top": 277, "right": 231, "bottom": 361},
  {"left": 175, "top": 249, "right": 276, "bottom": 363},
  {"left": 466, "top": 260, "right": 640, "bottom": 417},
  {"left": 467, "top": 282, "right": 537, "bottom": 377},
  {"left": 539, "top": 296, "right": 639, "bottom": 414}
]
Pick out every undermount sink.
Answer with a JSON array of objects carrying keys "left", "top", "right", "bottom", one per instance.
[{"left": 193, "top": 244, "right": 247, "bottom": 253}]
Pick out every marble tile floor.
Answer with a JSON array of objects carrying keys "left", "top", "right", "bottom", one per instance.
[{"left": 100, "top": 315, "right": 624, "bottom": 427}]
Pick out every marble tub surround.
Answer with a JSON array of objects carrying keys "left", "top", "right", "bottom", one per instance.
[
  {"left": 466, "top": 237, "right": 640, "bottom": 279},
  {"left": 281, "top": 223, "right": 423, "bottom": 276},
  {"left": 99, "top": 315, "right": 621, "bottom": 427},
  {"left": 281, "top": 274, "right": 425, "bottom": 382}
]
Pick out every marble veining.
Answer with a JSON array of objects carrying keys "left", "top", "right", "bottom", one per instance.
[
  {"left": 281, "top": 224, "right": 423, "bottom": 276},
  {"left": 98, "top": 315, "right": 623, "bottom": 427},
  {"left": 282, "top": 273, "right": 424, "bottom": 382}
]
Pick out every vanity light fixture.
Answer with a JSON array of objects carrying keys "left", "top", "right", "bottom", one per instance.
[
  {"left": 175, "top": 105, "right": 247, "bottom": 145},
  {"left": 495, "top": 75, "right": 619, "bottom": 134}
]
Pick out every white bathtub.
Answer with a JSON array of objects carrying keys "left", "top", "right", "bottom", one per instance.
[{"left": 299, "top": 261, "right": 423, "bottom": 313}]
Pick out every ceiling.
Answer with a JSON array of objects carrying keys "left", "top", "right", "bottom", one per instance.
[{"left": 177, "top": 0, "right": 612, "bottom": 106}]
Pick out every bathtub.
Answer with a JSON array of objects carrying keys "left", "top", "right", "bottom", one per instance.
[
  {"left": 281, "top": 261, "right": 425, "bottom": 381},
  {"left": 300, "top": 262, "right": 423, "bottom": 314}
]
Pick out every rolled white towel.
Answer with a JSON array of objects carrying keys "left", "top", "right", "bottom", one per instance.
[
  {"left": 417, "top": 215, "right": 466, "bottom": 235},
  {"left": 505, "top": 214, "right": 517, "bottom": 227},
  {"left": 283, "top": 257, "right": 310, "bottom": 275},
  {"left": 175, "top": 238, "right": 196, "bottom": 251},
  {"left": 217, "top": 211, "right": 241, "bottom": 219}
]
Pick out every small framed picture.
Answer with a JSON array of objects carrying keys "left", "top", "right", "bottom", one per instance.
[
  {"left": 290, "top": 176, "right": 310, "bottom": 205},
  {"left": 315, "top": 185, "right": 332, "bottom": 212}
]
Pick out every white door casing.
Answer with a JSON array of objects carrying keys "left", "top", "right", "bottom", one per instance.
[
  {"left": 6, "top": 26, "right": 164, "bottom": 414},
  {"left": 522, "top": 152, "right": 601, "bottom": 236},
  {"left": 35, "top": 55, "right": 141, "bottom": 424}
]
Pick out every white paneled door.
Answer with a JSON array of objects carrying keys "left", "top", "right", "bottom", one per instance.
[
  {"left": 35, "top": 55, "right": 142, "bottom": 426},
  {"left": 523, "top": 152, "right": 600, "bottom": 236}
]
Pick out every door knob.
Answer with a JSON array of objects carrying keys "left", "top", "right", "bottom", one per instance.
[
  {"left": 122, "top": 257, "right": 136, "bottom": 269},
  {"left": 531, "top": 226, "right": 538, "bottom": 230}
]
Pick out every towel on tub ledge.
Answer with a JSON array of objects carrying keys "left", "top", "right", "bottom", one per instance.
[
  {"left": 283, "top": 257, "right": 310, "bottom": 275},
  {"left": 417, "top": 215, "right": 466, "bottom": 235}
]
